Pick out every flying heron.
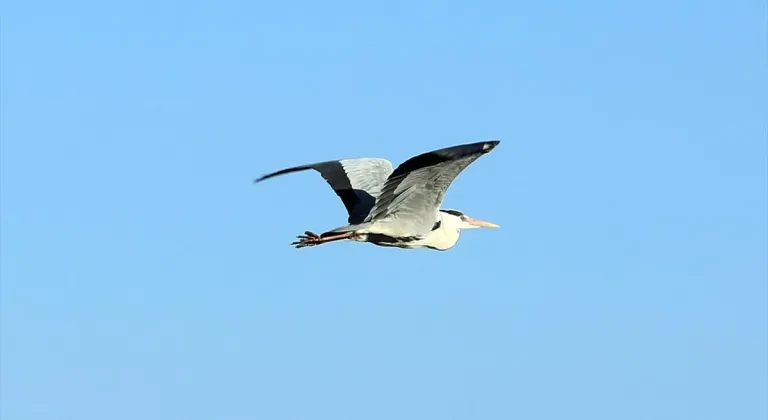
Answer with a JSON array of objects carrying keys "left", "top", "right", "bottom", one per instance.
[{"left": 254, "top": 140, "right": 501, "bottom": 250}]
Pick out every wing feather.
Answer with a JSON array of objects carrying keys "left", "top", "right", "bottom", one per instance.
[
  {"left": 366, "top": 141, "right": 499, "bottom": 235},
  {"left": 255, "top": 158, "right": 393, "bottom": 223}
]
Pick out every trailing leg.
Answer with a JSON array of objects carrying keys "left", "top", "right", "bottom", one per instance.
[{"left": 291, "top": 230, "right": 355, "bottom": 248}]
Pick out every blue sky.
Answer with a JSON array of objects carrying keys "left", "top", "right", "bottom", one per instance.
[{"left": 1, "top": 0, "right": 766, "bottom": 419}]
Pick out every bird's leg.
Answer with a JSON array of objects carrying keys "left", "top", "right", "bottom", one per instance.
[{"left": 291, "top": 231, "right": 355, "bottom": 248}]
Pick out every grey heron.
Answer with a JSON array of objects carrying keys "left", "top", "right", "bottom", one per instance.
[{"left": 254, "top": 140, "right": 501, "bottom": 250}]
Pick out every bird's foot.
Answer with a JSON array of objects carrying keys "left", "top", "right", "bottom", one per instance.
[{"left": 291, "top": 231, "right": 322, "bottom": 248}]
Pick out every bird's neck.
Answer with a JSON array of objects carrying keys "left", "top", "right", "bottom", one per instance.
[{"left": 424, "top": 212, "right": 460, "bottom": 250}]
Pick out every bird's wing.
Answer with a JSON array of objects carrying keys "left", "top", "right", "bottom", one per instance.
[
  {"left": 254, "top": 158, "right": 394, "bottom": 223},
  {"left": 366, "top": 140, "right": 499, "bottom": 235}
]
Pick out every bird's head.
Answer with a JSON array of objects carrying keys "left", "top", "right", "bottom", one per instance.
[{"left": 440, "top": 209, "right": 499, "bottom": 230}]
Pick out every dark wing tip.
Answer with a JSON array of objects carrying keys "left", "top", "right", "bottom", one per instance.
[
  {"left": 252, "top": 164, "right": 318, "bottom": 185},
  {"left": 434, "top": 139, "right": 501, "bottom": 159},
  {"left": 253, "top": 172, "right": 278, "bottom": 184},
  {"left": 483, "top": 140, "right": 500, "bottom": 152},
  {"left": 443, "top": 140, "right": 500, "bottom": 157},
  {"left": 387, "top": 140, "right": 501, "bottom": 179}
]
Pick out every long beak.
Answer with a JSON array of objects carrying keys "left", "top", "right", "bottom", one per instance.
[{"left": 467, "top": 218, "right": 500, "bottom": 228}]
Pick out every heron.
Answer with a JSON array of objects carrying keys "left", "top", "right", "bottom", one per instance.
[{"left": 253, "top": 140, "right": 501, "bottom": 250}]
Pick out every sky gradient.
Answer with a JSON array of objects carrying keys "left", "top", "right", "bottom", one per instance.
[{"left": 2, "top": 0, "right": 767, "bottom": 419}]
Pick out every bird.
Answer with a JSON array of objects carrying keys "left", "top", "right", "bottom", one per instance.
[{"left": 253, "top": 140, "right": 501, "bottom": 250}]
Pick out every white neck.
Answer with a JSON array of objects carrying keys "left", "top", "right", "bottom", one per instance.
[{"left": 417, "top": 211, "right": 461, "bottom": 250}]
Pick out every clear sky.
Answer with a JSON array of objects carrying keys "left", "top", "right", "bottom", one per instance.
[{"left": 1, "top": 0, "right": 766, "bottom": 419}]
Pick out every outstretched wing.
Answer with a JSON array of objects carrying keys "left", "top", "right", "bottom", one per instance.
[
  {"left": 254, "top": 158, "right": 394, "bottom": 223},
  {"left": 365, "top": 140, "right": 499, "bottom": 236}
]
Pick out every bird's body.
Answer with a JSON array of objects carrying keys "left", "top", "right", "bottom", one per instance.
[
  {"left": 345, "top": 210, "right": 468, "bottom": 250},
  {"left": 254, "top": 140, "right": 501, "bottom": 250}
]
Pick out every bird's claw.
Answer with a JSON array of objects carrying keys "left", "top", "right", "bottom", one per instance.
[{"left": 291, "top": 231, "right": 322, "bottom": 248}]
